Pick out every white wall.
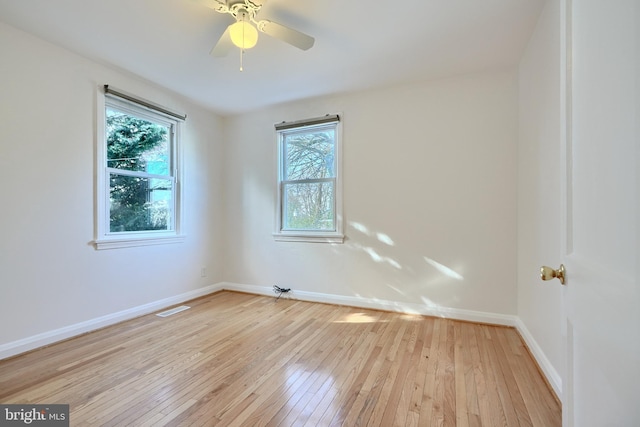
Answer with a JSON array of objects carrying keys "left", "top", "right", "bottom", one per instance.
[
  {"left": 0, "top": 23, "right": 225, "bottom": 355},
  {"left": 223, "top": 71, "right": 519, "bottom": 317},
  {"left": 517, "top": 0, "right": 564, "bottom": 394}
]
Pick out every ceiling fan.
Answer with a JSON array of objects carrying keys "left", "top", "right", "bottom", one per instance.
[{"left": 196, "top": 0, "right": 315, "bottom": 59}]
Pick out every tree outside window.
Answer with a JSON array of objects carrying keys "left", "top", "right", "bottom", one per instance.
[
  {"left": 275, "top": 116, "right": 343, "bottom": 243},
  {"left": 282, "top": 127, "right": 336, "bottom": 231},
  {"left": 106, "top": 108, "right": 173, "bottom": 232}
]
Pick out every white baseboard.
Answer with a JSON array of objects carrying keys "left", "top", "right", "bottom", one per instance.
[
  {"left": 514, "top": 317, "right": 562, "bottom": 398},
  {"left": 220, "top": 282, "right": 518, "bottom": 326},
  {"left": 0, "top": 283, "right": 224, "bottom": 360}
]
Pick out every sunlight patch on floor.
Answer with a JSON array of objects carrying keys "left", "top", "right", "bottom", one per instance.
[{"left": 333, "top": 313, "right": 381, "bottom": 324}]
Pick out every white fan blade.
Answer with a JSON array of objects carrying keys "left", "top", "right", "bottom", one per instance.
[
  {"left": 210, "top": 26, "right": 234, "bottom": 57},
  {"left": 257, "top": 20, "right": 314, "bottom": 50}
]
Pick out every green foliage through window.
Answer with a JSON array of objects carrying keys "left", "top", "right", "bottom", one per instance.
[{"left": 106, "top": 107, "right": 173, "bottom": 233}]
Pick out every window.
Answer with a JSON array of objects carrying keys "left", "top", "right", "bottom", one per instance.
[
  {"left": 95, "top": 86, "right": 185, "bottom": 249},
  {"left": 274, "top": 115, "right": 343, "bottom": 243}
]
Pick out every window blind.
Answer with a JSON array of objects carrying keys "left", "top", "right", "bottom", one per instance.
[
  {"left": 275, "top": 114, "right": 340, "bottom": 131},
  {"left": 104, "top": 85, "right": 186, "bottom": 121}
]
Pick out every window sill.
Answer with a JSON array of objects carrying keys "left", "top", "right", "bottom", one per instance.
[
  {"left": 94, "top": 234, "right": 185, "bottom": 250},
  {"left": 273, "top": 232, "right": 344, "bottom": 244}
]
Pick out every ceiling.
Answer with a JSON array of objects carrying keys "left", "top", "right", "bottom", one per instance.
[{"left": 0, "top": 0, "right": 544, "bottom": 116}]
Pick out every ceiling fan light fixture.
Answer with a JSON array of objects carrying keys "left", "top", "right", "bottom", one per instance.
[{"left": 229, "top": 13, "right": 258, "bottom": 49}]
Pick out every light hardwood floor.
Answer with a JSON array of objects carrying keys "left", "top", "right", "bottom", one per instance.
[{"left": 0, "top": 291, "right": 560, "bottom": 426}]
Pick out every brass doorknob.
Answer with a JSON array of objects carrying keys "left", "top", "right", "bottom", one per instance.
[{"left": 540, "top": 264, "right": 566, "bottom": 285}]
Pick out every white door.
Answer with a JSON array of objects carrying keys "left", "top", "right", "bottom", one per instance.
[{"left": 561, "top": 0, "right": 639, "bottom": 425}]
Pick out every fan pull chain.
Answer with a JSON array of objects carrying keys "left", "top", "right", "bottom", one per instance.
[{"left": 240, "top": 17, "right": 246, "bottom": 72}]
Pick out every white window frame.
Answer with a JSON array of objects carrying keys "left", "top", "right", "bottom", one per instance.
[
  {"left": 94, "top": 88, "right": 185, "bottom": 250},
  {"left": 274, "top": 115, "right": 344, "bottom": 243}
]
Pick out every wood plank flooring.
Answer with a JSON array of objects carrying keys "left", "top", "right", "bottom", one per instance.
[{"left": 0, "top": 291, "right": 561, "bottom": 426}]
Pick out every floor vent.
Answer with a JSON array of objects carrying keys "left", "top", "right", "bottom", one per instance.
[{"left": 156, "top": 305, "right": 190, "bottom": 317}]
